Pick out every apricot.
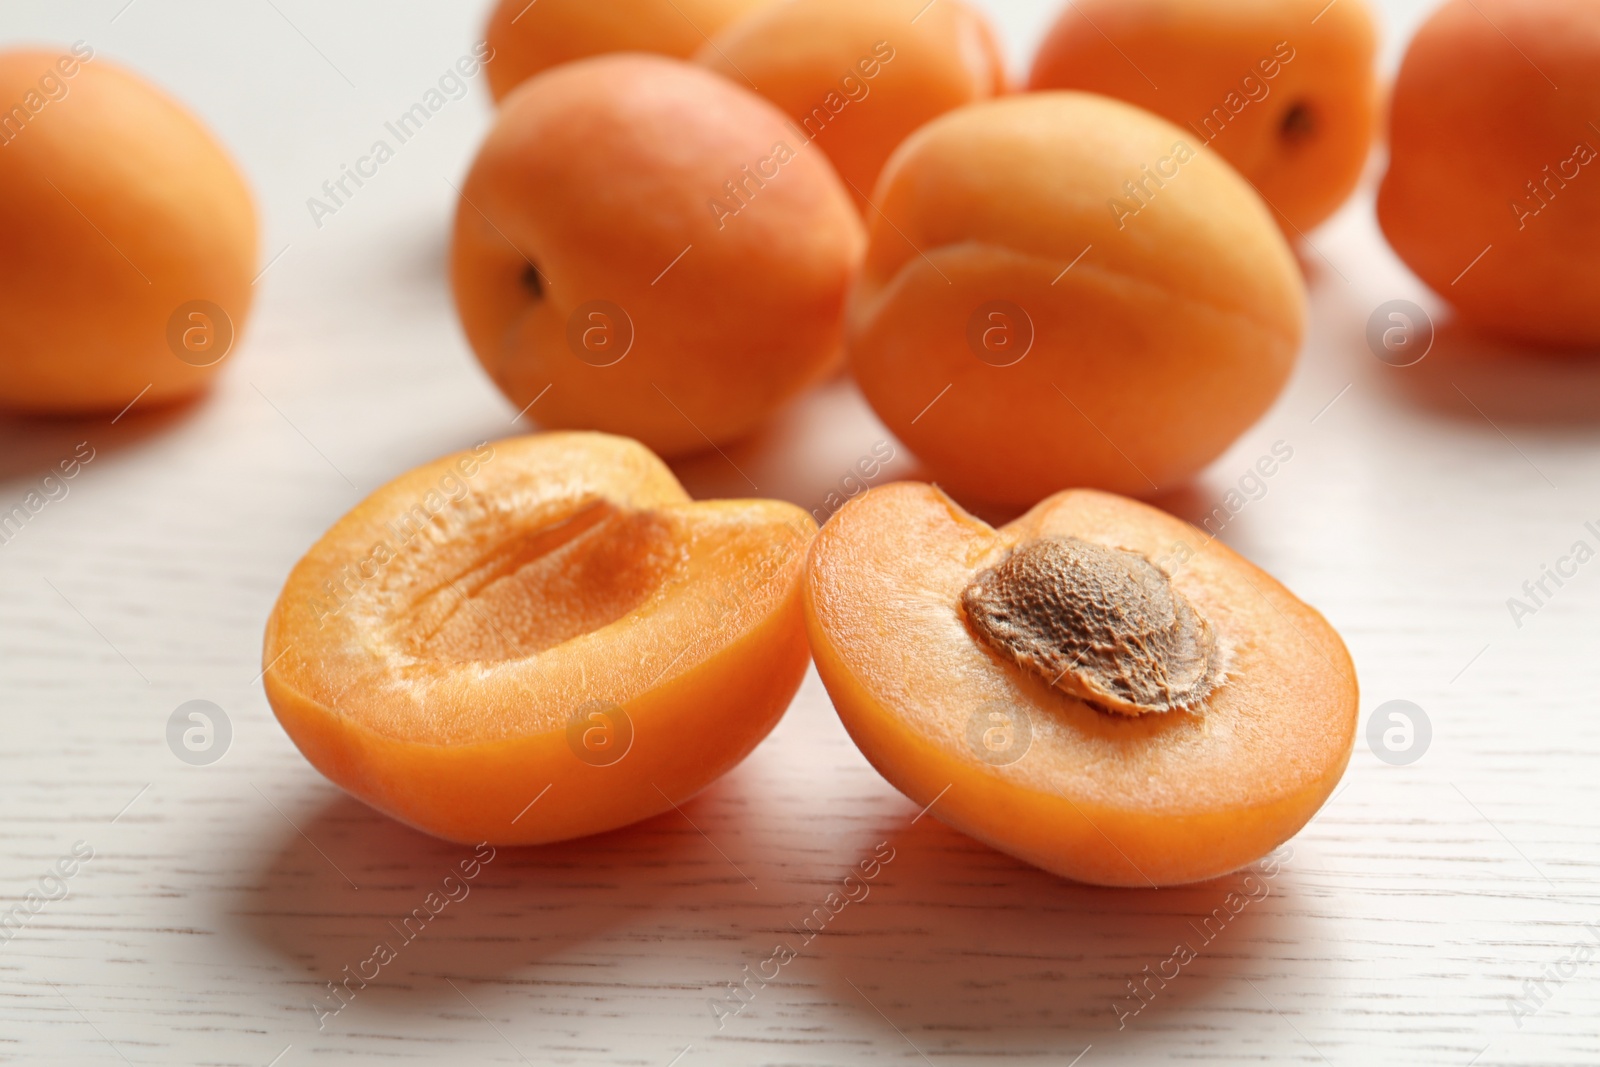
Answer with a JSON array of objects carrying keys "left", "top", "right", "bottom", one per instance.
[
  {"left": 262, "top": 432, "right": 815, "bottom": 846},
  {"left": 0, "top": 47, "right": 257, "bottom": 414},
  {"left": 483, "top": 0, "right": 768, "bottom": 103},
  {"left": 805, "top": 482, "right": 1357, "bottom": 886},
  {"left": 1027, "top": 0, "right": 1380, "bottom": 236},
  {"left": 694, "top": 0, "right": 1007, "bottom": 212},
  {"left": 1377, "top": 0, "right": 1600, "bottom": 348},
  {"left": 848, "top": 93, "right": 1304, "bottom": 506},
  {"left": 451, "top": 55, "right": 864, "bottom": 458}
]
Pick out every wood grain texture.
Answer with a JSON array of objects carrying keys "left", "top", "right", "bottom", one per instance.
[{"left": 4, "top": 1, "right": 1600, "bottom": 1064}]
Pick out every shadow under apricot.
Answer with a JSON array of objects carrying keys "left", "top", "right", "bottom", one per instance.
[
  {"left": 233, "top": 779, "right": 770, "bottom": 1017},
  {"left": 799, "top": 814, "right": 1310, "bottom": 1058},
  {"left": 1381, "top": 318, "right": 1600, "bottom": 428},
  {"left": 0, "top": 392, "right": 205, "bottom": 483}
]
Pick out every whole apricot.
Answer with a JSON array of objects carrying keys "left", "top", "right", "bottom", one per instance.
[
  {"left": 1028, "top": 0, "right": 1379, "bottom": 237},
  {"left": 263, "top": 432, "right": 816, "bottom": 846},
  {"left": 847, "top": 92, "right": 1305, "bottom": 506},
  {"left": 0, "top": 47, "right": 257, "bottom": 414},
  {"left": 1378, "top": 0, "right": 1600, "bottom": 348},
  {"left": 484, "top": 0, "right": 768, "bottom": 103},
  {"left": 805, "top": 482, "right": 1358, "bottom": 886},
  {"left": 694, "top": 0, "right": 1007, "bottom": 212},
  {"left": 452, "top": 55, "right": 864, "bottom": 458}
]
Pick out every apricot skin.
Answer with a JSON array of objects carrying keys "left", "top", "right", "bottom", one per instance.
[
  {"left": 483, "top": 0, "right": 768, "bottom": 103},
  {"left": 1377, "top": 0, "right": 1600, "bottom": 348},
  {"left": 847, "top": 93, "right": 1305, "bottom": 507},
  {"left": 0, "top": 49, "right": 257, "bottom": 414},
  {"left": 263, "top": 433, "right": 815, "bottom": 846},
  {"left": 1028, "top": 0, "right": 1380, "bottom": 237},
  {"left": 805, "top": 483, "right": 1358, "bottom": 887},
  {"left": 452, "top": 55, "right": 864, "bottom": 458},
  {"left": 694, "top": 0, "right": 1007, "bottom": 212}
]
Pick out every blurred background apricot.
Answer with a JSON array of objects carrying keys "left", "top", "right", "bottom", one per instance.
[
  {"left": 1028, "top": 0, "right": 1380, "bottom": 238},
  {"left": 0, "top": 48, "right": 256, "bottom": 415},
  {"left": 695, "top": 0, "right": 1007, "bottom": 213},
  {"left": 1378, "top": 0, "right": 1600, "bottom": 348},
  {"left": 451, "top": 55, "right": 864, "bottom": 458},
  {"left": 483, "top": 0, "right": 768, "bottom": 103},
  {"left": 847, "top": 92, "right": 1305, "bottom": 507}
]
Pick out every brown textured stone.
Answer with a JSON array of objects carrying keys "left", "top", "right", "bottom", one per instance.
[{"left": 960, "top": 536, "right": 1221, "bottom": 716}]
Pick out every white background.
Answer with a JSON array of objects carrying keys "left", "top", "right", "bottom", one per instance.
[{"left": 5, "top": 1, "right": 1600, "bottom": 1064}]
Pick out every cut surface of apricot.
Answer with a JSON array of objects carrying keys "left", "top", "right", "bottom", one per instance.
[
  {"left": 263, "top": 433, "right": 815, "bottom": 846},
  {"left": 804, "top": 482, "right": 1357, "bottom": 886}
]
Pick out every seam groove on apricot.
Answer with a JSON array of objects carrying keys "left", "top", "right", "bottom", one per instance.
[{"left": 959, "top": 536, "right": 1222, "bottom": 716}]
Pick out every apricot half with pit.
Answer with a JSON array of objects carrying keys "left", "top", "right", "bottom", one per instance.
[
  {"left": 262, "top": 432, "right": 815, "bottom": 846},
  {"left": 804, "top": 482, "right": 1357, "bottom": 886}
]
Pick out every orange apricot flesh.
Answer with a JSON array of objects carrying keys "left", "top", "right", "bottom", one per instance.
[
  {"left": 263, "top": 433, "right": 815, "bottom": 846},
  {"left": 694, "top": 0, "right": 1007, "bottom": 213},
  {"left": 805, "top": 482, "right": 1357, "bottom": 886}
]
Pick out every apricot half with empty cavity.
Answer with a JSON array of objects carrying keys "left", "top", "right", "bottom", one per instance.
[
  {"left": 804, "top": 482, "right": 1357, "bottom": 886},
  {"left": 262, "top": 432, "right": 815, "bottom": 846}
]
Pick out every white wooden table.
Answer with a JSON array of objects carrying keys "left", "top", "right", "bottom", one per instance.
[{"left": 5, "top": 1, "right": 1600, "bottom": 1063}]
